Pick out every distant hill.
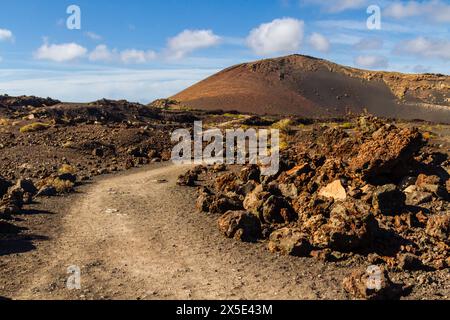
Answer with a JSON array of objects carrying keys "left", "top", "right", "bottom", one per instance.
[{"left": 171, "top": 54, "right": 450, "bottom": 123}]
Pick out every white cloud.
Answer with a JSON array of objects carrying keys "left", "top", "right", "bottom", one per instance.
[
  {"left": 246, "top": 18, "right": 304, "bottom": 55},
  {"left": 89, "top": 46, "right": 158, "bottom": 64},
  {"left": 120, "top": 49, "right": 157, "bottom": 64},
  {"left": 308, "top": 32, "right": 330, "bottom": 52},
  {"left": 34, "top": 42, "right": 87, "bottom": 62},
  {"left": 89, "top": 45, "right": 115, "bottom": 62},
  {"left": 0, "top": 28, "right": 13, "bottom": 41},
  {"left": 384, "top": 0, "right": 450, "bottom": 23},
  {"left": 354, "top": 55, "right": 389, "bottom": 69},
  {"left": 0, "top": 68, "right": 218, "bottom": 103},
  {"left": 302, "top": 0, "right": 367, "bottom": 13},
  {"left": 167, "top": 29, "right": 221, "bottom": 59},
  {"left": 395, "top": 37, "right": 450, "bottom": 60},
  {"left": 85, "top": 31, "right": 102, "bottom": 41},
  {"left": 354, "top": 38, "right": 384, "bottom": 50}
]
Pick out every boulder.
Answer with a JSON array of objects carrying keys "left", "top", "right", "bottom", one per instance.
[
  {"left": 312, "top": 199, "right": 379, "bottom": 251},
  {"left": 286, "top": 163, "right": 311, "bottom": 177},
  {"left": 209, "top": 195, "right": 242, "bottom": 214},
  {"left": 262, "top": 195, "right": 296, "bottom": 223},
  {"left": 0, "top": 185, "right": 24, "bottom": 215},
  {"left": 416, "top": 174, "right": 440, "bottom": 189},
  {"left": 278, "top": 183, "right": 298, "bottom": 199},
  {"left": 211, "top": 163, "right": 227, "bottom": 173},
  {"left": 349, "top": 126, "right": 423, "bottom": 180},
  {"left": 196, "top": 188, "right": 214, "bottom": 212},
  {"left": 268, "top": 227, "right": 312, "bottom": 256},
  {"left": 243, "top": 185, "right": 268, "bottom": 213},
  {"left": 218, "top": 211, "right": 261, "bottom": 242},
  {"left": 214, "top": 172, "right": 239, "bottom": 193},
  {"left": 318, "top": 179, "right": 347, "bottom": 201}
]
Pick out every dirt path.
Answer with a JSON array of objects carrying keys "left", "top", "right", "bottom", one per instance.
[
  {"left": 2, "top": 163, "right": 449, "bottom": 300},
  {"left": 1, "top": 163, "right": 351, "bottom": 300}
]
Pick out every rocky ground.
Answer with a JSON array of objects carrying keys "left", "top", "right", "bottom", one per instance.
[
  {"left": 178, "top": 116, "right": 450, "bottom": 300},
  {"left": 1, "top": 94, "right": 449, "bottom": 300}
]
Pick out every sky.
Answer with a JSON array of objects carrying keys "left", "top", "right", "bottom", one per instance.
[{"left": 0, "top": 0, "right": 449, "bottom": 103}]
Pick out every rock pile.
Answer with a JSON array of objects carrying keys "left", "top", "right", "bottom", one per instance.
[{"left": 183, "top": 119, "right": 449, "bottom": 297}]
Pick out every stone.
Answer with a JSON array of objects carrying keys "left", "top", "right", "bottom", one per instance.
[
  {"left": 415, "top": 174, "right": 447, "bottom": 198},
  {"left": 239, "top": 165, "right": 260, "bottom": 183},
  {"left": 209, "top": 195, "right": 242, "bottom": 214},
  {"left": 211, "top": 163, "right": 226, "bottom": 173},
  {"left": 262, "top": 195, "right": 296, "bottom": 223},
  {"left": 268, "top": 227, "right": 312, "bottom": 256},
  {"left": 286, "top": 163, "right": 311, "bottom": 177},
  {"left": 312, "top": 199, "right": 379, "bottom": 251},
  {"left": 405, "top": 190, "right": 433, "bottom": 206},
  {"left": 238, "top": 180, "right": 257, "bottom": 196},
  {"left": 278, "top": 183, "right": 298, "bottom": 199},
  {"left": 342, "top": 266, "right": 402, "bottom": 300},
  {"left": 349, "top": 126, "right": 423, "bottom": 180},
  {"left": 214, "top": 172, "right": 239, "bottom": 193},
  {"left": 403, "top": 185, "right": 418, "bottom": 194},
  {"left": 4, "top": 185, "right": 24, "bottom": 208},
  {"left": 243, "top": 185, "right": 268, "bottom": 213},
  {"left": 196, "top": 189, "right": 214, "bottom": 212},
  {"left": 416, "top": 174, "right": 440, "bottom": 188},
  {"left": 318, "top": 179, "right": 347, "bottom": 201},
  {"left": 426, "top": 213, "right": 450, "bottom": 242},
  {"left": 218, "top": 211, "right": 261, "bottom": 242}
]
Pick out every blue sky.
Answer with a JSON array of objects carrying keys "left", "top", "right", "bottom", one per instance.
[{"left": 0, "top": 0, "right": 449, "bottom": 103}]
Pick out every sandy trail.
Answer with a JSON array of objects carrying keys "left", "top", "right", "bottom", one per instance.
[{"left": 9, "top": 164, "right": 340, "bottom": 300}]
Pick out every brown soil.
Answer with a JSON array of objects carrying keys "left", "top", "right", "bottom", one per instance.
[{"left": 171, "top": 55, "right": 450, "bottom": 123}]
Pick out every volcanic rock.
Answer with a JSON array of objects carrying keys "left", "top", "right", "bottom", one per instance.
[
  {"left": 262, "top": 195, "right": 296, "bottom": 223},
  {"left": 349, "top": 126, "right": 423, "bottom": 180},
  {"left": 312, "top": 199, "right": 379, "bottom": 251},
  {"left": 342, "top": 266, "right": 403, "bottom": 300},
  {"left": 217, "top": 210, "right": 261, "bottom": 242},
  {"left": 318, "top": 179, "right": 347, "bottom": 201},
  {"left": 426, "top": 213, "right": 450, "bottom": 242},
  {"left": 268, "top": 227, "right": 312, "bottom": 256}
]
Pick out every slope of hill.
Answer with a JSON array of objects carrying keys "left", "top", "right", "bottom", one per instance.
[{"left": 171, "top": 55, "right": 450, "bottom": 123}]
